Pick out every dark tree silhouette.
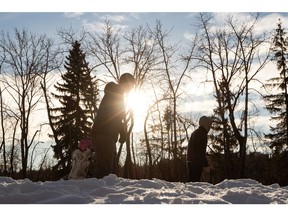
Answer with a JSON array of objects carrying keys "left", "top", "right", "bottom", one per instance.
[
  {"left": 51, "top": 41, "right": 98, "bottom": 178},
  {"left": 264, "top": 20, "right": 288, "bottom": 153}
]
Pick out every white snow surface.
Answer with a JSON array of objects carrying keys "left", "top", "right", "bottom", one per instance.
[
  {"left": 1, "top": 174, "right": 288, "bottom": 204},
  {"left": 1, "top": 174, "right": 288, "bottom": 215}
]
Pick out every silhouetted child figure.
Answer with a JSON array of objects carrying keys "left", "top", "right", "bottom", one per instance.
[
  {"left": 68, "top": 139, "right": 94, "bottom": 180},
  {"left": 90, "top": 73, "right": 135, "bottom": 178}
]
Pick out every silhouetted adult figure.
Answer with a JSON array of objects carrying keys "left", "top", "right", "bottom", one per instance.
[
  {"left": 91, "top": 73, "right": 135, "bottom": 178},
  {"left": 186, "top": 116, "right": 213, "bottom": 182}
]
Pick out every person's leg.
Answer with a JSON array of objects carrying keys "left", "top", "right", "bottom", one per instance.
[
  {"left": 187, "top": 163, "right": 202, "bottom": 182},
  {"left": 92, "top": 135, "right": 116, "bottom": 178}
]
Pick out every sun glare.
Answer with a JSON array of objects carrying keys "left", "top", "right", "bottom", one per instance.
[{"left": 126, "top": 89, "right": 151, "bottom": 132}]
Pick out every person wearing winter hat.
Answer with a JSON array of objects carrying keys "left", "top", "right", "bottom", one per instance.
[
  {"left": 68, "top": 139, "right": 94, "bottom": 180},
  {"left": 90, "top": 73, "right": 135, "bottom": 178},
  {"left": 186, "top": 116, "right": 213, "bottom": 182}
]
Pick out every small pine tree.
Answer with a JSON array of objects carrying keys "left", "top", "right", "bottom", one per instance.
[
  {"left": 51, "top": 41, "right": 98, "bottom": 177},
  {"left": 264, "top": 20, "right": 288, "bottom": 153}
]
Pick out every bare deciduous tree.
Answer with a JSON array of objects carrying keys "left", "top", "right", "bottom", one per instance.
[
  {"left": 151, "top": 20, "right": 198, "bottom": 181},
  {"left": 196, "top": 13, "right": 270, "bottom": 178},
  {"left": 0, "top": 28, "right": 60, "bottom": 178}
]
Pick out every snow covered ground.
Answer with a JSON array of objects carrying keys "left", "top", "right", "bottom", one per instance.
[{"left": 1, "top": 174, "right": 288, "bottom": 215}]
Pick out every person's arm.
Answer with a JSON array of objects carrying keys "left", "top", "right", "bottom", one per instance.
[
  {"left": 118, "top": 93, "right": 127, "bottom": 144},
  {"left": 118, "top": 122, "right": 126, "bottom": 144},
  {"left": 198, "top": 135, "right": 209, "bottom": 167}
]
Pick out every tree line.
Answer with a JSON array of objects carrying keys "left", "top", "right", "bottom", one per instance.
[{"left": 0, "top": 13, "right": 287, "bottom": 185}]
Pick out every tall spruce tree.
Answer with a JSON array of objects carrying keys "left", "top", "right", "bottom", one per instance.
[
  {"left": 51, "top": 40, "right": 98, "bottom": 176},
  {"left": 264, "top": 20, "right": 288, "bottom": 152}
]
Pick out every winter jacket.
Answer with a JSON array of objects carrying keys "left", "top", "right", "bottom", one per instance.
[
  {"left": 91, "top": 82, "right": 126, "bottom": 143},
  {"left": 187, "top": 126, "right": 209, "bottom": 167},
  {"left": 187, "top": 116, "right": 212, "bottom": 167},
  {"left": 68, "top": 149, "right": 94, "bottom": 180}
]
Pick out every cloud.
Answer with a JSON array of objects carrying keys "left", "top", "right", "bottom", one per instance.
[
  {"left": 255, "top": 13, "right": 288, "bottom": 35},
  {"left": 98, "top": 14, "right": 128, "bottom": 23},
  {"left": 79, "top": 13, "right": 135, "bottom": 33},
  {"left": 213, "top": 12, "right": 254, "bottom": 24},
  {"left": 183, "top": 31, "right": 194, "bottom": 41},
  {"left": 63, "top": 12, "right": 84, "bottom": 18},
  {"left": 181, "top": 93, "right": 216, "bottom": 116},
  {"left": 211, "top": 12, "right": 288, "bottom": 38},
  {"left": 82, "top": 19, "right": 128, "bottom": 33}
]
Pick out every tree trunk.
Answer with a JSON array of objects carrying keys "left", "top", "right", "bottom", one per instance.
[{"left": 144, "top": 111, "right": 153, "bottom": 179}]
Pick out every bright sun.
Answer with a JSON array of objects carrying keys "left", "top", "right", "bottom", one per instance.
[{"left": 126, "top": 89, "right": 150, "bottom": 132}]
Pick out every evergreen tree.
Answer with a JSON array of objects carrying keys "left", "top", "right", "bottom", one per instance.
[
  {"left": 51, "top": 41, "right": 98, "bottom": 176},
  {"left": 210, "top": 79, "right": 238, "bottom": 179},
  {"left": 264, "top": 20, "right": 288, "bottom": 153}
]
